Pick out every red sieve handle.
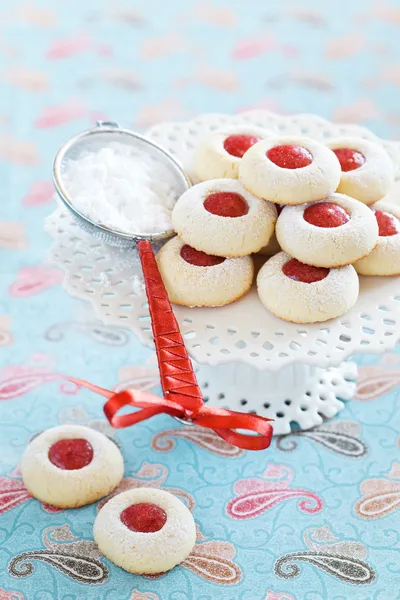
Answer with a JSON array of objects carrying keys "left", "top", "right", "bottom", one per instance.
[{"left": 137, "top": 240, "right": 204, "bottom": 413}]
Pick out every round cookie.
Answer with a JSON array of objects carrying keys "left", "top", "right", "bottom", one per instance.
[
  {"left": 327, "top": 137, "right": 394, "bottom": 205},
  {"left": 21, "top": 424, "right": 124, "bottom": 508},
  {"left": 94, "top": 488, "right": 196, "bottom": 574},
  {"left": 194, "top": 125, "right": 271, "bottom": 182},
  {"left": 276, "top": 193, "right": 379, "bottom": 268},
  {"left": 157, "top": 236, "right": 254, "bottom": 307},
  {"left": 354, "top": 201, "right": 400, "bottom": 276},
  {"left": 172, "top": 178, "right": 277, "bottom": 257},
  {"left": 257, "top": 252, "right": 359, "bottom": 324},
  {"left": 239, "top": 135, "right": 341, "bottom": 205}
]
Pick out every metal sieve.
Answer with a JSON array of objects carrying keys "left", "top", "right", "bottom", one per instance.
[
  {"left": 53, "top": 121, "right": 202, "bottom": 422},
  {"left": 53, "top": 121, "right": 191, "bottom": 246}
]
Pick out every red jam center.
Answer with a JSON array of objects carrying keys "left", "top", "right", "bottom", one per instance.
[
  {"left": 203, "top": 191, "right": 249, "bottom": 218},
  {"left": 333, "top": 148, "right": 366, "bottom": 172},
  {"left": 267, "top": 145, "right": 313, "bottom": 169},
  {"left": 375, "top": 210, "right": 400, "bottom": 237},
  {"left": 283, "top": 258, "right": 329, "bottom": 284},
  {"left": 48, "top": 438, "right": 94, "bottom": 470},
  {"left": 223, "top": 134, "right": 262, "bottom": 158},
  {"left": 120, "top": 503, "right": 167, "bottom": 533},
  {"left": 180, "top": 244, "right": 225, "bottom": 267},
  {"left": 303, "top": 202, "right": 350, "bottom": 228}
]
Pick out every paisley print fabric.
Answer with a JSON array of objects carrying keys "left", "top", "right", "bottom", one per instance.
[{"left": 0, "top": 1, "right": 399, "bottom": 598}]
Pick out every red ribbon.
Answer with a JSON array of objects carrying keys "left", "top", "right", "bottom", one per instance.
[{"left": 70, "top": 378, "right": 274, "bottom": 451}]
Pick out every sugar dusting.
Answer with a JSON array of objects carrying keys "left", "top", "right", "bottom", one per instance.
[{"left": 62, "top": 142, "right": 177, "bottom": 234}]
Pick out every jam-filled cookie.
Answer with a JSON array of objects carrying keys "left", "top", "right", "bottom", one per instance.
[
  {"left": 21, "top": 425, "right": 124, "bottom": 508},
  {"left": 239, "top": 136, "right": 341, "bottom": 205},
  {"left": 157, "top": 236, "right": 254, "bottom": 307},
  {"left": 276, "top": 193, "right": 379, "bottom": 268},
  {"left": 257, "top": 252, "right": 359, "bottom": 323},
  {"left": 327, "top": 137, "right": 394, "bottom": 205},
  {"left": 355, "top": 201, "right": 400, "bottom": 276},
  {"left": 194, "top": 125, "right": 271, "bottom": 182},
  {"left": 94, "top": 488, "right": 196, "bottom": 574},
  {"left": 172, "top": 178, "right": 277, "bottom": 257}
]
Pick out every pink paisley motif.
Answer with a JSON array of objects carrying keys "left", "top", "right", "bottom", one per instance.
[
  {"left": 130, "top": 591, "right": 159, "bottom": 600},
  {"left": 0, "top": 220, "right": 27, "bottom": 250},
  {"left": 355, "top": 366, "right": 400, "bottom": 401},
  {"left": 35, "top": 101, "right": 87, "bottom": 128},
  {"left": 46, "top": 34, "right": 91, "bottom": 59},
  {"left": 354, "top": 471, "right": 400, "bottom": 519},
  {"left": 9, "top": 266, "right": 63, "bottom": 297},
  {"left": 379, "top": 354, "right": 400, "bottom": 365},
  {"left": 233, "top": 464, "right": 293, "bottom": 495},
  {"left": 0, "top": 315, "right": 13, "bottom": 347},
  {"left": 1, "top": 354, "right": 56, "bottom": 378},
  {"left": 152, "top": 425, "right": 245, "bottom": 457},
  {"left": 332, "top": 98, "right": 381, "bottom": 124},
  {"left": 192, "top": 2, "right": 237, "bottom": 27},
  {"left": 0, "top": 135, "right": 39, "bottom": 166},
  {"left": 232, "top": 36, "right": 276, "bottom": 60},
  {"left": 0, "top": 478, "right": 31, "bottom": 514},
  {"left": 227, "top": 489, "right": 323, "bottom": 519},
  {"left": 0, "top": 373, "right": 65, "bottom": 400},
  {"left": 145, "top": 528, "right": 241, "bottom": 584},
  {"left": 325, "top": 33, "right": 365, "bottom": 60},
  {"left": 0, "top": 477, "right": 64, "bottom": 515},
  {"left": 0, "top": 588, "right": 25, "bottom": 600},
  {"left": 16, "top": 4, "right": 56, "bottom": 27},
  {"left": 116, "top": 364, "right": 160, "bottom": 393},
  {"left": 5, "top": 66, "right": 49, "bottom": 92},
  {"left": 134, "top": 99, "right": 185, "bottom": 129},
  {"left": 0, "top": 356, "right": 78, "bottom": 400},
  {"left": 140, "top": 34, "right": 184, "bottom": 60},
  {"left": 227, "top": 463, "right": 322, "bottom": 519},
  {"left": 196, "top": 68, "right": 239, "bottom": 92},
  {"left": 22, "top": 181, "right": 54, "bottom": 206},
  {"left": 183, "top": 539, "right": 241, "bottom": 584},
  {"left": 265, "top": 592, "right": 294, "bottom": 600}
]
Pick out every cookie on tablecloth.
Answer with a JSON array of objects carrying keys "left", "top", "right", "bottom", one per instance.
[
  {"left": 94, "top": 488, "right": 196, "bottom": 574},
  {"left": 157, "top": 236, "right": 254, "bottom": 306},
  {"left": 257, "top": 252, "right": 359, "bottom": 323},
  {"left": 21, "top": 425, "right": 124, "bottom": 508}
]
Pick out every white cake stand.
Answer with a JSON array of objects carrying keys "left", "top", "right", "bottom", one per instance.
[{"left": 45, "top": 111, "right": 400, "bottom": 435}]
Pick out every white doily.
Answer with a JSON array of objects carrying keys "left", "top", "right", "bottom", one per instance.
[{"left": 46, "top": 111, "right": 400, "bottom": 373}]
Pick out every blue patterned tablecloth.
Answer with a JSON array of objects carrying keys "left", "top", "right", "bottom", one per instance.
[{"left": 0, "top": 1, "right": 399, "bottom": 599}]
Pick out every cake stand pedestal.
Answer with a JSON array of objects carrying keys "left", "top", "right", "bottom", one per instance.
[
  {"left": 195, "top": 361, "right": 357, "bottom": 434},
  {"left": 45, "top": 110, "right": 400, "bottom": 435}
]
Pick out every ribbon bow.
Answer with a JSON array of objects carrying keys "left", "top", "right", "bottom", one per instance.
[{"left": 70, "top": 378, "right": 273, "bottom": 451}]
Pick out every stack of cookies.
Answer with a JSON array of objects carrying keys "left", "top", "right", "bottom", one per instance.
[{"left": 157, "top": 127, "right": 399, "bottom": 324}]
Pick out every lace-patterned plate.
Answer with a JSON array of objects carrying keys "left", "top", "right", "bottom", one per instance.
[{"left": 46, "top": 111, "right": 400, "bottom": 372}]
